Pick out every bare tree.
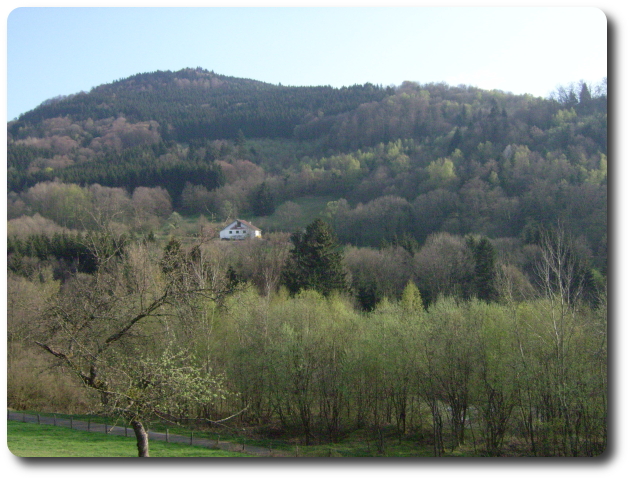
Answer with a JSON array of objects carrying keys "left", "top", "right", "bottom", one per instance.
[
  {"left": 521, "top": 224, "right": 605, "bottom": 455},
  {"left": 34, "top": 239, "right": 238, "bottom": 456}
]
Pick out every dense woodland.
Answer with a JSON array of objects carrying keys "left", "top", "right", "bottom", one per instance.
[{"left": 7, "top": 68, "right": 606, "bottom": 456}]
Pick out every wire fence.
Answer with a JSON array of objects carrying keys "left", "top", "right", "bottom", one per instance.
[{"left": 7, "top": 410, "right": 291, "bottom": 457}]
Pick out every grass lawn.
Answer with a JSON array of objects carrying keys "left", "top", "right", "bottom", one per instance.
[
  {"left": 7, "top": 421, "right": 253, "bottom": 458},
  {"left": 252, "top": 195, "right": 337, "bottom": 233}
]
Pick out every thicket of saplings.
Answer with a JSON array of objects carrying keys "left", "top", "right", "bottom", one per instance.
[{"left": 7, "top": 223, "right": 606, "bottom": 457}]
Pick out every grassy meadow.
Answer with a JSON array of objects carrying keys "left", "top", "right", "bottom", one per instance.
[{"left": 7, "top": 421, "right": 253, "bottom": 458}]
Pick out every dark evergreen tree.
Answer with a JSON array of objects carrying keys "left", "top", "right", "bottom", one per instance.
[
  {"left": 282, "top": 218, "right": 347, "bottom": 296},
  {"left": 392, "top": 232, "right": 420, "bottom": 255},
  {"left": 252, "top": 181, "right": 275, "bottom": 217},
  {"left": 235, "top": 129, "right": 246, "bottom": 147},
  {"left": 577, "top": 81, "right": 593, "bottom": 114},
  {"left": 356, "top": 281, "right": 379, "bottom": 312},
  {"left": 466, "top": 235, "right": 498, "bottom": 302},
  {"left": 449, "top": 127, "right": 463, "bottom": 151},
  {"left": 225, "top": 265, "right": 245, "bottom": 291}
]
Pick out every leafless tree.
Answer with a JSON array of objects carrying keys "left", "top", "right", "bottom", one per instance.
[{"left": 34, "top": 238, "right": 238, "bottom": 456}]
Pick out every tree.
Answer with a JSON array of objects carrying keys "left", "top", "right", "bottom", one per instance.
[
  {"left": 414, "top": 232, "right": 475, "bottom": 304},
  {"left": 236, "top": 232, "right": 291, "bottom": 297},
  {"left": 34, "top": 239, "right": 238, "bottom": 456},
  {"left": 282, "top": 219, "right": 347, "bottom": 296},
  {"left": 344, "top": 245, "right": 412, "bottom": 311},
  {"left": 425, "top": 157, "right": 458, "bottom": 189},
  {"left": 510, "top": 224, "right": 607, "bottom": 455},
  {"left": 235, "top": 129, "right": 246, "bottom": 147},
  {"left": 473, "top": 301, "right": 519, "bottom": 455},
  {"left": 422, "top": 298, "right": 482, "bottom": 451},
  {"left": 467, "top": 235, "right": 499, "bottom": 302},
  {"left": 552, "top": 83, "right": 579, "bottom": 108},
  {"left": 252, "top": 181, "right": 275, "bottom": 217},
  {"left": 400, "top": 279, "right": 423, "bottom": 313},
  {"left": 577, "top": 81, "right": 593, "bottom": 114}
]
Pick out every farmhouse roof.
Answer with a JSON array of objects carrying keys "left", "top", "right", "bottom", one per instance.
[{"left": 221, "top": 219, "right": 261, "bottom": 232}]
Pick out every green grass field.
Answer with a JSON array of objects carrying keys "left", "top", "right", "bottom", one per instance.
[
  {"left": 252, "top": 195, "right": 337, "bottom": 233},
  {"left": 7, "top": 421, "right": 253, "bottom": 457}
]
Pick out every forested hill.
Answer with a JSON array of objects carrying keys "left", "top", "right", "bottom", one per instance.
[
  {"left": 9, "top": 67, "right": 390, "bottom": 143},
  {"left": 7, "top": 68, "right": 607, "bottom": 272}
]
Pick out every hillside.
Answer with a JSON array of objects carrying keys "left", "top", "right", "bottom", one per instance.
[
  {"left": 9, "top": 67, "right": 389, "bottom": 143},
  {"left": 7, "top": 68, "right": 607, "bottom": 264}
]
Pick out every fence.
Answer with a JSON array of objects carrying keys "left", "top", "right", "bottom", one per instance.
[{"left": 7, "top": 411, "right": 284, "bottom": 456}]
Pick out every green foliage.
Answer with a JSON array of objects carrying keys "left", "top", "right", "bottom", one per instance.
[
  {"left": 123, "top": 344, "right": 229, "bottom": 419},
  {"left": 282, "top": 219, "right": 347, "bottom": 296},
  {"left": 252, "top": 181, "right": 275, "bottom": 217},
  {"left": 7, "top": 231, "right": 118, "bottom": 277},
  {"left": 466, "top": 235, "right": 499, "bottom": 302},
  {"left": 426, "top": 157, "right": 457, "bottom": 188},
  {"left": 7, "top": 73, "right": 607, "bottom": 262},
  {"left": 11, "top": 68, "right": 387, "bottom": 144},
  {"left": 9, "top": 233, "right": 607, "bottom": 456},
  {"left": 400, "top": 280, "right": 423, "bottom": 312}
]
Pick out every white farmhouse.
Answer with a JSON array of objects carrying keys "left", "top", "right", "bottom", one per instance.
[{"left": 219, "top": 219, "right": 262, "bottom": 240}]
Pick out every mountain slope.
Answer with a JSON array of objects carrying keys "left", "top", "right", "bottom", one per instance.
[
  {"left": 7, "top": 68, "right": 607, "bottom": 264},
  {"left": 9, "top": 67, "right": 389, "bottom": 143}
]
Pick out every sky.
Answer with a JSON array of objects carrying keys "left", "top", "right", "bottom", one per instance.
[{"left": 4, "top": 4, "right": 608, "bottom": 121}]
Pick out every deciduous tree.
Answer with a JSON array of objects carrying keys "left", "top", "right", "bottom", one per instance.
[{"left": 34, "top": 239, "right": 237, "bottom": 457}]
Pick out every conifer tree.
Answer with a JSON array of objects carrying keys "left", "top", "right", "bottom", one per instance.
[
  {"left": 467, "top": 235, "right": 498, "bottom": 302},
  {"left": 401, "top": 279, "right": 424, "bottom": 313},
  {"left": 282, "top": 218, "right": 346, "bottom": 296},
  {"left": 252, "top": 181, "right": 275, "bottom": 217}
]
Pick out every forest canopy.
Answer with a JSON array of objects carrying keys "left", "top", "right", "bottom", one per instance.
[{"left": 8, "top": 70, "right": 607, "bottom": 260}]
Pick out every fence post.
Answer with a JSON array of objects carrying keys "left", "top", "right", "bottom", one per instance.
[
  {"left": 166, "top": 429, "right": 169, "bottom": 443},
  {"left": 37, "top": 414, "right": 40, "bottom": 425},
  {"left": 22, "top": 412, "right": 25, "bottom": 422},
  {"left": 190, "top": 431, "right": 193, "bottom": 445},
  {"left": 71, "top": 417, "right": 73, "bottom": 429},
  {"left": 125, "top": 426, "right": 128, "bottom": 437},
  {"left": 105, "top": 422, "right": 108, "bottom": 434},
  {"left": 54, "top": 414, "right": 57, "bottom": 426},
  {"left": 88, "top": 418, "right": 91, "bottom": 432}
]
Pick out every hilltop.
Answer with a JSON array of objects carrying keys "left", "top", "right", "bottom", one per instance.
[
  {"left": 9, "top": 67, "right": 389, "bottom": 143},
  {"left": 7, "top": 68, "right": 607, "bottom": 261}
]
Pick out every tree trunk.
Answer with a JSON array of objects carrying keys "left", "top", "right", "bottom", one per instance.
[{"left": 131, "top": 420, "right": 150, "bottom": 457}]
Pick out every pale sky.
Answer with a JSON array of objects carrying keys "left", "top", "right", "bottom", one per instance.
[{"left": 4, "top": 4, "right": 608, "bottom": 121}]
